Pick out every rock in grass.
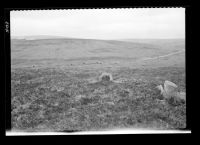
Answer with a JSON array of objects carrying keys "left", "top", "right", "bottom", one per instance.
[
  {"left": 176, "top": 92, "right": 186, "bottom": 101},
  {"left": 156, "top": 85, "right": 165, "bottom": 96},
  {"left": 113, "top": 78, "right": 128, "bottom": 83},
  {"left": 74, "top": 95, "right": 85, "bottom": 101},
  {"left": 99, "top": 72, "right": 113, "bottom": 82},
  {"left": 156, "top": 80, "right": 178, "bottom": 98},
  {"left": 164, "top": 80, "right": 178, "bottom": 97},
  {"left": 156, "top": 80, "right": 186, "bottom": 104}
]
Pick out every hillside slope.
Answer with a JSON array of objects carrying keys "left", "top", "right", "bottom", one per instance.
[{"left": 11, "top": 38, "right": 184, "bottom": 60}]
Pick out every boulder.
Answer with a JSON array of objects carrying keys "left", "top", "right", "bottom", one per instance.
[
  {"left": 168, "top": 92, "right": 186, "bottom": 105},
  {"left": 164, "top": 80, "right": 178, "bottom": 97},
  {"left": 156, "top": 80, "right": 186, "bottom": 104}
]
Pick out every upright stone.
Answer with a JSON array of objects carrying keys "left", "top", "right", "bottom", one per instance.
[
  {"left": 156, "top": 85, "right": 165, "bottom": 95},
  {"left": 164, "top": 80, "right": 178, "bottom": 97}
]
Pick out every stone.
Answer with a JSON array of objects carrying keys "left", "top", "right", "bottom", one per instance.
[
  {"left": 164, "top": 80, "right": 178, "bottom": 97},
  {"left": 74, "top": 95, "right": 85, "bottom": 101},
  {"left": 156, "top": 85, "right": 165, "bottom": 95},
  {"left": 176, "top": 92, "right": 186, "bottom": 101},
  {"left": 113, "top": 78, "right": 127, "bottom": 83},
  {"left": 156, "top": 80, "right": 186, "bottom": 104},
  {"left": 57, "top": 87, "right": 64, "bottom": 92}
]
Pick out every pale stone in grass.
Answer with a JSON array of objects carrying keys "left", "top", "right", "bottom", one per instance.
[
  {"left": 156, "top": 80, "right": 186, "bottom": 104},
  {"left": 176, "top": 92, "right": 186, "bottom": 101},
  {"left": 57, "top": 87, "right": 64, "bottom": 92},
  {"left": 113, "top": 78, "right": 128, "bottom": 83},
  {"left": 156, "top": 85, "right": 165, "bottom": 95},
  {"left": 74, "top": 95, "right": 86, "bottom": 101},
  {"left": 164, "top": 80, "right": 178, "bottom": 97}
]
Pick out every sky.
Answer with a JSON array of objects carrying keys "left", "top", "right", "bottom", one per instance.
[{"left": 10, "top": 8, "right": 185, "bottom": 40}]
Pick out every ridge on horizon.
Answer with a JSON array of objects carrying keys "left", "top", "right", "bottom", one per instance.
[
  {"left": 11, "top": 35, "right": 185, "bottom": 41},
  {"left": 11, "top": 35, "right": 69, "bottom": 40}
]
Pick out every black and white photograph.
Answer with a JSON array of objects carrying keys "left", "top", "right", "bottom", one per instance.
[{"left": 8, "top": 8, "right": 189, "bottom": 135}]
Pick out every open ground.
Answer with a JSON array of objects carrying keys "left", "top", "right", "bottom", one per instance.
[{"left": 11, "top": 38, "right": 186, "bottom": 132}]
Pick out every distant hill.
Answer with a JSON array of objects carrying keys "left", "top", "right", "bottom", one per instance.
[
  {"left": 11, "top": 38, "right": 185, "bottom": 61},
  {"left": 117, "top": 39, "right": 185, "bottom": 45},
  {"left": 11, "top": 35, "right": 69, "bottom": 40}
]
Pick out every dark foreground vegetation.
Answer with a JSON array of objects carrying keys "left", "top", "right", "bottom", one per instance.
[{"left": 11, "top": 66, "right": 186, "bottom": 132}]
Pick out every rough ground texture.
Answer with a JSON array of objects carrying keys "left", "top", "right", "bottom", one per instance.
[
  {"left": 11, "top": 66, "right": 186, "bottom": 132},
  {"left": 11, "top": 38, "right": 186, "bottom": 132}
]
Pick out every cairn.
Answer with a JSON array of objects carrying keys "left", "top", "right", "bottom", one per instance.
[{"left": 99, "top": 72, "right": 113, "bottom": 82}]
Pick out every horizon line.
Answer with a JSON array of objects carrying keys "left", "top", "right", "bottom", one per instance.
[{"left": 11, "top": 35, "right": 185, "bottom": 40}]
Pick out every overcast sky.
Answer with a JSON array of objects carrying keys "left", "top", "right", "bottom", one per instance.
[{"left": 10, "top": 8, "right": 185, "bottom": 40}]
